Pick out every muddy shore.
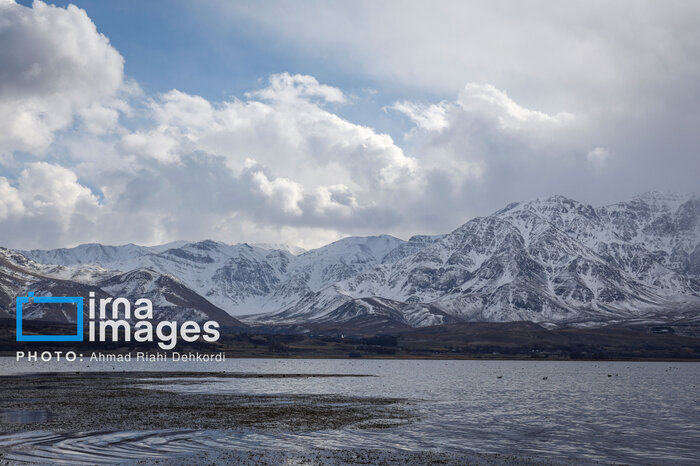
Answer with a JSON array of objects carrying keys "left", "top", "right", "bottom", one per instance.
[
  {"left": 0, "top": 371, "right": 405, "bottom": 432},
  {"left": 0, "top": 372, "right": 581, "bottom": 465}
]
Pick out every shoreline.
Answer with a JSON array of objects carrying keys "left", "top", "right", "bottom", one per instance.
[
  {"left": 2, "top": 351, "right": 699, "bottom": 362},
  {"left": 1, "top": 365, "right": 696, "bottom": 464},
  {"left": 0, "top": 371, "right": 408, "bottom": 433},
  {"left": 0, "top": 371, "right": 586, "bottom": 465}
]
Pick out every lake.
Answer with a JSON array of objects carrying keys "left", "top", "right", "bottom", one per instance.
[{"left": 0, "top": 358, "right": 698, "bottom": 464}]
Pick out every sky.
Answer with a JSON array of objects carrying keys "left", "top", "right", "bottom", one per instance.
[{"left": 1, "top": 0, "right": 699, "bottom": 250}]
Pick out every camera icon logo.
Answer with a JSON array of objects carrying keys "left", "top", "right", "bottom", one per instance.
[{"left": 16, "top": 292, "right": 84, "bottom": 342}]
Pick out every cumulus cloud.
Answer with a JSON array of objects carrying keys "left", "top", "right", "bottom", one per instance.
[
  {"left": 0, "top": 67, "right": 418, "bottom": 248},
  {"left": 0, "top": 68, "right": 651, "bottom": 249},
  {"left": 249, "top": 170, "right": 305, "bottom": 216},
  {"left": 213, "top": 0, "right": 700, "bottom": 209},
  {"left": 0, "top": 0, "right": 125, "bottom": 155},
  {"left": 82, "top": 77, "right": 598, "bottom": 247},
  {"left": 16, "top": 162, "right": 101, "bottom": 220},
  {"left": 390, "top": 101, "right": 450, "bottom": 131},
  {"left": 246, "top": 73, "right": 346, "bottom": 104},
  {"left": 120, "top": 74, "right": 417, "bottom": 194},
  {"left": 457, "top": 83, "right": 574, "bottom": 130},
  {"left": 78, "top": 104, "right": 121, "bottom": 135},
  {"left": 392, "top": 84, "right": 574, "bottom": 134},
  {"left": 1, "top": 1, "right": 699, "bottom": 250},
  {"left": 387, "top": 82, "right": 618, "bottom": 222},
  {"left": 0, "top": 162, "right": 102, "bottom": 247},
  {"left": 0, "top": 177, "right": 23, "bottom": 220},
  {"left": 119, "top": 129, "right": 182, "bottom": 164}
]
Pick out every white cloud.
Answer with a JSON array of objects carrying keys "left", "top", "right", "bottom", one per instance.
[
  {"left": 0, "top": 177, "right": 23, "bottom": 220},
  {"left": 0, "top": 71, "right": 414, "bottom": 248},
  {"left": 246, "top": 72, "right": 346, "bottom": 104},
  {"left": 150, "top": 90, "right": 216, "bottom": 132},
  {"left": 210, "top": 0, "right": 700, "bottom": 211},
  {"left": 1, "top": 1, "right": 699, "bottom": 249},
  {"left": 397, "top": 82, "right": 582, "bottom": 170},
  {"left": 0, "top": 162, "right": 103, "bottom": 248},
  {"left": 0, "top": 0, "right": 125, "bottom": 155},
  {"left": 250, "top": 170, "right": 304, "bottom": 215},
  {"left": 457, "top": 83, "right": 574, "bottom": 130},
  {"left": 16, "top": 162, "right": 101, "bottom": 221},
  {"left": 119, "top": 129, "right": 182, "bottom": 164},
  {"left": 390, "top": 101, "right": 450, "bottom": 131},
  {"left": 313, "top": 184, "right": 358, "bottom": 211},
  {"left": 127, "top": 74, "right": 417, "bottom": 193},
  {"left": 78, "top": 104, "right": 120, "bottom": 135},
  {"left": 0, "top": 71, "right": 615, "bottom": 249},
  {"left": 388, "top": 82, "right": 622, "bottom": 222},
  {"left": 218, "top": 1, "right": 700, "bottom": 112},
  {"left": 392, "top": 84, "right": 575, "bottom": 134}
]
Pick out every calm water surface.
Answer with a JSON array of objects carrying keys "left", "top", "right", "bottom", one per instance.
[{"left": 0, "top": 358, "right": 698, "bottom": 464}]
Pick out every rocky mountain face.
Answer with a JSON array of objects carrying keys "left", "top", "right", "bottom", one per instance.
[
  {"left": 0, "top": 248, "right": 245, "bottom": 327},
  {"left": 253, "top": 192, "right": 700, "bottom": 330},
  {"left": 18, "top": 235, "right": 413, "bottom": 318},
  {"left": 5, "top": 192, "right": 699, "bottom": 333},
  {"left": 97, "top": 269, "right": 241, "bottom": 326}
]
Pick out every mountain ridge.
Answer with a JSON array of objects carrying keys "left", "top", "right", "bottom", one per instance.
[{"left": 5, "top": 192, "right": 699, "bottom": 334}]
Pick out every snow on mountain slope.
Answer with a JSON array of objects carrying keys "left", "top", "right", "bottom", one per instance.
[
  {"left": 253, "top": 285, "right": 459, "bottom": 331},
  {"left": 0, "top": 247, "right": 115, "bottom": 301},
  {"left": 98, "top": 268, "right": 243, "bottom": 326},
  {"left": 109, "top": 235, "right": 412, "bottom": 316},
  {"left": 251, "top": 243, "right": 307, "bottom": 255},
  {"left": 1, "top": 247, "right": 243, "bottom": 326},
  {"left": 21, "top": 243, "right": 157, "bottom": 266},
  {"left": 0, "top": 248, "right": 44, "bottom": 318},
  {"left": 598, "top": 192, "right": 699, "bottom": 277},
  {"left": 256, "top": 193, "right": 699, "bottom": 328},
  {"left": 289, "top": 235, "right": 405, "bottom": 290},
  {"left": 381, "top": 235, "right": 445, "bottom": 263},
  {"left": 102, "top": 241, "right": 293, "bottom": 315},
  {"left": 269, "top": 235, "right": 402, "bottom": 292},
  {"left": 14, "top": 236, "right": 424, "bottom": 318},
  {"left": 0, "top": 248, "right": 115, "bottom": 323},
  {"left": 10, "top": 192, "right": 699, "bottom": 329},
  {"left": 243, "top": 235, "right": 410, "bottom": 314}
]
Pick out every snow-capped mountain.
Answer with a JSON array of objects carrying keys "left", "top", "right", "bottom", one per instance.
[
  {"left": 7, "top": 192, "right": 699, "bottom": 332},
  {"left": 19, "top": 235, "right": 415, "bottom": 317},
  {"left": 98, "top": 268, "right": 242, "bottom": 326},
  {"left": 0, "top": 247, "right": 245, "bottom": 327},
  {"left": 254, "top": 192, "right": 700, "bottom": 329},
  {"left": 24, "top": 240, "right": 295, "bottom": 315},
  {"left": 251, "top": 243, "right": 307, "bottom": 256},
  {"left": 20, "top": 242, "right": 184, "bottom": 267},
  {"left": 261, "top": 235, "right": 406, "bottom": 312}
]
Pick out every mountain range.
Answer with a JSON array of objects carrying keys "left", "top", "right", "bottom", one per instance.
[{"left": 2, "top": 192, "right": 698, "bottom": 335}]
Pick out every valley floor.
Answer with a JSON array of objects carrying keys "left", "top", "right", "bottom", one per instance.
[{"left": 3, "top": 319, "right": 700, "bottom": 360}]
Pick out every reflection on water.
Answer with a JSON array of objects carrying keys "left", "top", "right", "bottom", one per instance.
[
  {"left": 1, "top": 358, "right": 699, "bottom": 464},
  {"left": 0, "top": 409, "right": 49, "bottom": 424}
]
